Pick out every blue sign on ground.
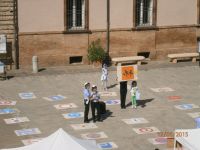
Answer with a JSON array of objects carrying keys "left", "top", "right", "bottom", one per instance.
[
  {"left": 63, "top": 112, "right": 84, "bottom": 119},
  {"left": 49, "top": 95, "right": 65, "bottom": 101},
  {"left": 99, "top": 143, "right": 113, "bottom": 149},
  {"left": 104, "top": 100, "right": 120, "bottom": 105},
  {"left": 0, "top": 108, "right": 16, "bottom": 114}
]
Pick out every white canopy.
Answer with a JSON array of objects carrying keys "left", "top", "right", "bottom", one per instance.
[
  {"left": 1, "top": 128, "right": 99, "bottom": 150},
  {"left": 174, "top": 128, "right": 200, "bottom": 150}
]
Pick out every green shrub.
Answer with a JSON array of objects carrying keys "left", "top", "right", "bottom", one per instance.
[{"left": 88, "top": 39, "right": 106, "bottom": 63}]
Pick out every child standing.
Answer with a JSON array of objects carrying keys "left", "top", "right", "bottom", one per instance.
[
  {"left": 101, "top": 64, "right": 108, "bottom": 91},
  {"left": 91, "top": 85, "right": 101, "bottom": 122},
  {"left": 130, "top": 81, "right": 139, "bottom": 108}
]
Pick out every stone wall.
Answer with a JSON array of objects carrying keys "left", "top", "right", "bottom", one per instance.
[{"left": 18, "top": 26, "right": 198, "bottom": 68}]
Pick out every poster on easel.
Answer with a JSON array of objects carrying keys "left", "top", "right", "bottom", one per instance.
[
  {"left": 117, "top": 65, "right": 138, "bottom": 82},
  {"left": 0, "top": 35, "right": 6, "bottom": 54}
]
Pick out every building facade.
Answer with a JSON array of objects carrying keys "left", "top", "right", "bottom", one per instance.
[{"left": 16, "top": 0, "right": 200, "bottom": 67}]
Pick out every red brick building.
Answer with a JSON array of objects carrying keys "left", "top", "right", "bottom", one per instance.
[{"left": 1, "top": 0, "right": 200, "bottom": 68}]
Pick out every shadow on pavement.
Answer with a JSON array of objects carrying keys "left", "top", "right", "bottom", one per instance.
[{"left": 126, "top": 98, "right": 154, "bottom": 108}]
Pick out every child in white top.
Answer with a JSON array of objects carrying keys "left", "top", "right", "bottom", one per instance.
[
  {"left": 130, "top": 81, "right": 139, "bottom": 108},
  {"left": 101, "top": 64, "right": 108, "bottom": 91}
]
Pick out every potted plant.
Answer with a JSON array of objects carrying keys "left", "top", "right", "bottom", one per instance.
[{"left": 88, "top": 39, "right": 106, "bottom": 67}]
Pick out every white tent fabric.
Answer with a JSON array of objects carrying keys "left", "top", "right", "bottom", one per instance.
[
  {"left": 174, "top": 128, "right": 200, "bottom": 150},
  {"left": 1, "top": 128, "right": 99, "bottom": 150}
]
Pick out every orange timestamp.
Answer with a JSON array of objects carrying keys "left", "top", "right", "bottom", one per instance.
[{"left": 157, "top": 131, "right": 188, "bottom": 137}]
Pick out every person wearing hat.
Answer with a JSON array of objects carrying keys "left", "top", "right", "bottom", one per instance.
[
  {"left": 91, "top": 85, "right": 101, "bottom": 122},
  {"left": 83, "top": 82, "right": 91, "bottom": 123}
]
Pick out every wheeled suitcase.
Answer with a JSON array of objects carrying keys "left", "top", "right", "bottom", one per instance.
[{"left": 99, "top": 101, "right": 106, "bottom": 114}]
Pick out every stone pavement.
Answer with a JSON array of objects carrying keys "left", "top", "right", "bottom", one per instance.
[{"left": 0, "top": 61, "right": 200, "bottom": 150}]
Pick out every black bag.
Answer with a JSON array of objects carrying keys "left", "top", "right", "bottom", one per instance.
[{"left": 99, "top": 101, "right": 106, "bottom": 114}]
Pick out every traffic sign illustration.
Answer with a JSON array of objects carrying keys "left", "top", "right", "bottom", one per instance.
[
  {"left": 15, "top": 128, "right": 41, "bottom": 136},
  {"left": 54, "top": 103, "right": 78, "bottom": 110},
  {"left": 81, "top": 132, "right": 108, "bottom": 140},
  {"left": 174, "top": 104, "right": 199, "bottom": 110},
  {"left": 99, "top": 92, "right": 117, "bottom": 97},
  {"left": 104, "top": 99, "right": 120, "bottom": 105},
  {"left": 187, "top": 112, "right": 200, "bottom": 118},
  {"left": 22, "top": 138, "right": 43, "bottom": 145},
  {"left": 122, "top": 118, "right": 149, "bottom": 125},
  {"left": 148, "top": 137, "right": 167, "bottom": 145},
  {"left": 4, "top": 117, "right": 30, "bottom": 124},
  {"left": 0, "top": 101, "right": 16, "bottom": 106},
  {"left": 133, "top": 127, "right": 160, "bottom": 134},
  {"left": 97, "top": 142, "right": 118, "bottom": 149},
  {"left": 71, "top": 123, "right": 98, "bottom": 130},
  {"left": 150, "top": 87, "right": 174, "bottom": 92},
  {"left": 62, "top": 112, "right": 84, "bottom": 119},
  {"left": 19, "top": 92, "right": 36, "bottom": 100},
  {"left": 43, "top": 95, "right": 66, "bottom": 101},
  {"left": 0, "top": 108, "right": 18, "bottom": 114}
]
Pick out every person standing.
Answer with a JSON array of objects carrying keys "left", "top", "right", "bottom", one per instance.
[
  {"left": 120, "top": 81, "right": 127, "bottom": 109},
  {"left": 130, "top": 81, "right": 139, "bottom": 109},
  {"left": 83, "top": 82, "right": 91, "bottom": 123},
  {"left": 91, "top": 85, "right": 101, "bottom": 122},
  {"left": 101, "top": 64, "right": 108, "bottom": 91}
]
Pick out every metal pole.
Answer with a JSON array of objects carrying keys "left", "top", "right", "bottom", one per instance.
[{"left": 106, "top": 0, "right": 110, "bottom": 65}]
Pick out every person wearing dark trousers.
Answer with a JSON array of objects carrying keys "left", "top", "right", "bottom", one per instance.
[
  {"left": 83, "top": 82, "right": 91, "bottom": 123},
  {"left": 120, "top": 81, "right": 127, "bottom": 109},
  {"left": 91, "top": 85, "right": 101, "bottom": 122}
]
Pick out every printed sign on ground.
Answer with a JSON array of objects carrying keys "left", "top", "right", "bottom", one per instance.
[
  {"left": 117, "top": 65, "right": 138, "bottom": 82},
  {"left": 62, "top": 112, "right": 84, "bottom": 119},
  {"left": 122, "top": 118, "right": 149, "bottom": 125},
  {"left": 99, "top": 92, "right": 117, "bottom": 97},
  {"left": 150, "top": 87, "right": 174, "bottom": 93},
  {"left": 104, "top": 99, "right": 120, "bottom": 105},
  {"left": 0, "top": 108, "right": 18, "bottom": 114},
  {"left": 4, "top": 117, "right": 30, "bottom": 124},
  {"left": 0, "top": 101, "right": 16, "bottom": 106},
  {"left": 19, "top": 93, "right": 36, "bottom": 100},
  {"left": 133, "top": 127, "right": 160, "bottom": 134},
  {"left": 174, "top": 104, "right": 199, "bottom": 110},
  {"left": 168, "top": 96, "right": 182, "bottom": 101},
  {"left": 15, "top": 128, "right": 41, "bottom": 136},
  {"left": 54, "top": 103, "right": 78, "bottom": 110},
  {"left": 148, "top": 137, "right": 167, "bottom": 145},
  {"left": 71, "top": 123, "right": 98, "bottom": 130},
  {"left": 22, "top": 138, "right": 43, "bottom": 145},
  {"left": 81, "top": 132, "right": 108, "bottom": 140},
  {"left": 187, "top": 112, "right": 200, "bottom": 118},
  {"left": 43, "top": 95, "right": 66, "bottom": 101},
  {"left": 97, "top": 142, "right": 118, "bottom": 149}
]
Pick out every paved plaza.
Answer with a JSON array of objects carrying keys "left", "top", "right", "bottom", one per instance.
[{"left": 0, "top": 61, "right": 200, "bottom": 150}]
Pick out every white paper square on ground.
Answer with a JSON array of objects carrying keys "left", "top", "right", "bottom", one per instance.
[
  {"left": 148, "top": 137, "right": 167, "bottom": 145},
  {"left": 174, "top": 104, "right": 199, "bottom": 110},
  {"left": 150, "top": 87, "right": 174, "bottom": 93},
  {"left": 104, "top": 99, "right": 120, "bottom": 105},
  {"left": 43, "top": 95, "right": 66, "bottom": 101},
  {"left": 133, "top": 127, "right": 160, "bottom": 134},
  {"left": 99, "top": 91, "right": 117, "bottom": 97},
  {"left": 15, "top": 128, "right": 41, "bottom": 136},
  {"left": 122, "top": 118, "right": 149, "bottom": 125},
  {"left": 97, "top": 142, "right": 118, "bottom": 149},
  {"left": 187, "top": 112, "right": 200, "bottom": 118},
  {"left": 22, "top": 138, "right": 43, "bottom": 145},
  {"left": 19, "top": 92, "right": 36, "bottom": 100},
  {"left": 0, "top": 101, "right": 16, "bottom": 106},
  {"left": 54, "top": 103, "right": 78, "bottom": 110},
  {"left": 81, "top": 132, "right": 108, "bottom": 140},
  {"left": 0, "top": 108, "right": 18, "bottom": 115},
  {"left": 4, "top": 117, "right": 29, "bottom": 124},
  {"left": 62, "top": 112, "right": 84, "bottom": 119},
  {"left": 71, "top": 123, "right": 98, "bottom": 130}
]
